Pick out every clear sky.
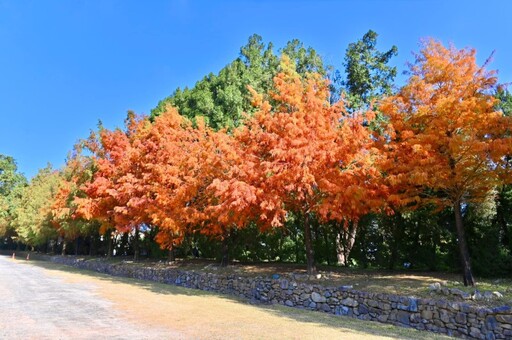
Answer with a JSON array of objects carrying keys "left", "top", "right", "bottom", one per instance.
[{"left": 1, "top": 0, "right": 511, "bottom": 179}]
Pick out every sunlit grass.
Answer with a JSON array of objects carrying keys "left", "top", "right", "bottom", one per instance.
[
  {"left": 20, "top": 258, "right": 453, "bottom": 340},
  {"left": 10, "top": 251, "right": 512, "bottom": 308}
]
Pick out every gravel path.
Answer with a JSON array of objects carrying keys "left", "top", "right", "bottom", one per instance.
[{"left": 0, "top": 256, "right": 176, "bottom": 339}]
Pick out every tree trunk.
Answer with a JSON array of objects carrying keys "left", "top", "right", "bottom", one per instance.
[
  {"left": 336, "top": 222, "right": 357, "bottom": 266},
  {"left": 106, "top": 231, "right": 113, "bottom": 259},
  {"left": 336, "top": 231, "right": 346, "bottom": 266},
  {"left": 496, "top": 187, "right": 511, "bottom": 252},
  {"left": 75, "top": 238, "right": 79, "bottom": 255},
  {"left": 454, "top": 201, "right": 475, "bottom": 287},
  {"left": 429, "top": 230, "right": 438, "bottom": 271},
  {"left": 295, "top": 225, "right": 301, "bottom": 263},
  {"left": 89, "top": 235, "right": 95, "bottom": 256},
  {"left": 304, "top": 214, "right": 316, "bottom": 275},
  {"left": 220, "top": 233, "right": 229, "bottom": 267},
  {"left": 168, "top": 245, "right": 175, "bottom": 262},
  {"left": 388, "top": 235, "right": 398, "bottom": 270},
  {"left": 322, "top": 230, "right": 331, "bottom": 266},
  {"left": 133, "top": 226, "right": 140, "bottom": 262},
  {"left": 277, "top": 232, "right": 283, "bottom": 262},
  {"left": 120, "top": 232, "right": 128, "bottom": 255},
  {"left": 387, "top": 214, "right": 404, "bottom": 270},
  {"left": 61, "top": 241, "right": 67, "bottom": 256}
]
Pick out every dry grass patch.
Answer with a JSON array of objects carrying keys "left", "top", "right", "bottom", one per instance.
[
  {"left": 133, "top": 258, "right": 512, "bottom": 306},
  {"left": 21, "top": 253, "right": 512, "bottom": 307},
  {"left": 27, "top": 259, "right": 452, "bottom": 340}
]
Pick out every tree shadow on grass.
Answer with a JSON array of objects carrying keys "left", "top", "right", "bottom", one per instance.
[{"left": 17, "top": 257, "right": 451, "bottom": 340}]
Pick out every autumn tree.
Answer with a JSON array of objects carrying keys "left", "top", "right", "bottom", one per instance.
[
  {"left": 76, "top": 130, "right": 117, "bottom": 257},
  {"left": 200, "top": 122, "right": 266, "bottom": 265},
  {"left": 11, "top": 165, "right": 60, "bottom": 249},
  {"left": 76, "top": 112, "right": 156, "bottom": 260},
  {"left": 238, "top": 56, "right": 384, "bottom": 274},
  {"left": 148, "top": 36, "right": 333, "bottom": 265},
  {"left": 51, "top": 143, "right": 99, "bottom": 255},
  {"left": 329, "top": 30, "right": 398, "bottom": 266},
  {"left": 145, "top": 105, "right": 261, "bottom": 264},
  {"left": 380, "top": 39, "right": 512, "bottom": 286},
  {"left": 140, "top": 108, "right": 209, "bottom": 260},
  {"left": 76, "top": 105, "right": 257, "bottom": 263}
]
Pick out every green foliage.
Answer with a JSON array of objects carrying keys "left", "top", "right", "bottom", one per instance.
[
  {"left": 0, "top": 155, "right": 27, "bottom": 241},
  {"left": 150, "top": 34, "right": 329, "bottom": 130},
  {"left": 0, "top": 155, "right": 26, "bottom": 196},
  {"left": 280, "top": 39, "right": 328, "bottom": 76},
  {"left": 150, "top": 34, "right": 276, "bottom": 129},
  {"left": 348, "top": 209, "right": 456, "bottom": 272},
  {"left": 335, "top": 30, "right": 397, "bottom": 110},
  {"left": 53, "top": 146, "right": 98, "bottom": 242},
  {"left": 11, "top": 165, "right": 60, "bottom": 247},
  {"left": 464, "top": 193, "right": 512, "bottom": 277},
  {"left": 495, "top": 87, "right": 512, "bottom": 116}
]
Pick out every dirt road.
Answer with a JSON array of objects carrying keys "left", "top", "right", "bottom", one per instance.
[
  {"left": 0, "top": 255, "right": 449, "bottom": 339},
  {"left": 0, "top": 255, "right": 173, "bottom": 339}
]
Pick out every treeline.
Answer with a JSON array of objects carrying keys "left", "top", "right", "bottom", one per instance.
[{"left": 1, "top": 32, "right": 512, "bottom": 286}]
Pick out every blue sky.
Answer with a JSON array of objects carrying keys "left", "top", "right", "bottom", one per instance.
[{"left": 1, "top": 0, "right": 511, "bottom": 179}]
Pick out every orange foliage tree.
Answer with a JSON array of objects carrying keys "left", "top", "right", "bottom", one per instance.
[
  {"left": 379, "top": 39, "right": 512, "bottom": 286},
  {"left": 68, "top": 58, "right": 384, "bottom": 269},
  {"left": 146, "top": 107, "right": 264, "bottom": 264},
  {"left": 74, "top": 106, "right": 261, "bottom": 263},
  {"left": 140, "top": 108, "right": 215, "bottom": 259},
  {"left": 76, "top": 113, "right": 154, "bottom": 259},
  {"left": 237, "top": 56, "right": 384, "bottom": 274},
  {"left": 51, "top": 143, "right": 97, "bottom": 255}
]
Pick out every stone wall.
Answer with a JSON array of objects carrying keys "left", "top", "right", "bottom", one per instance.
[{"left": 47, "top": 256, "right": 511, "bottom": 339}]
